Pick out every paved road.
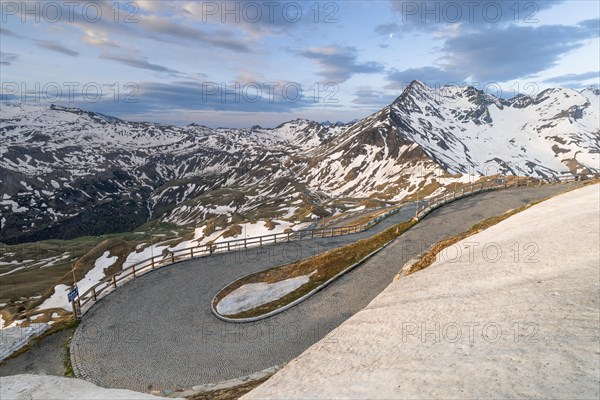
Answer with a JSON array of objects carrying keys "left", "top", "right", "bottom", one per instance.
[{"left": 71, "top": 184, "right": 579, "bottom": 392}]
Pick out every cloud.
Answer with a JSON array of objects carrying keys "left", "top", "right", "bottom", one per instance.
[
  {"left": 439, "top": 22, "right": 599, "bottom": 82},
  {"left": 130, "top": 80, "right": 317, "bottom": 113},
  {"left": 577, "top": 18, "right": 600, "bottom": 30},
  {"left": 136, "top": 15, "right": 252, "bottom": 52},
  {"left": 385, "top": 19, "right": 599, "bottom": 87},
  {"left": 99, "top": 53, "right": 180, "bottom": 75},
  {"left": 136, "top": 0, "right": 176, "bottom": 12},
  {"left": 300, "top": 46, "right": 385, "bottom": 82},
  {"left": 1, "top": 80, "right": 317, "bottom": 122},
  {"left": 17, "top": 1, "right": 255, "bottom": 54},
  {"left": 387, "top": 0, "right": 564, "bottom": 31},
  {"left": 181, "top": 0, "right": 322, "bottom": 39},
  {"left": 543, "top": 71, "right": 600, "bottom": 85},
  {"left": 374, "top": 23, "right": 400, "bottom": 36},
  {"left": 351, "top": 86, "right": 397, "bottom": 106},
  {"left": 0, "top": 52, "right": 19, "bottom": 66},
  {"left": 36, "top": 41, "right": 79, "bottom": 57},
  {"left": 0, "top": 28, "right": 21, "bottom": 38},
  {"left": 43, "top": 80, "right": 317, "bottom": 125},
  {"left": 81, "top": 30, "right": 120, "bottom": 48},
  {"left": 385, "top": 66, "right": 466, "bottom": 89}
]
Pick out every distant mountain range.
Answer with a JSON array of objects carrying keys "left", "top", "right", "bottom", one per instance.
[{"left": 1, "top": 81, "right": 598, "bottom": 244}]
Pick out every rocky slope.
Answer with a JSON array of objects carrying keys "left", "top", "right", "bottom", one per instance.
[{"left": 1, "top": 82, "right": 598, "bottom": 243}]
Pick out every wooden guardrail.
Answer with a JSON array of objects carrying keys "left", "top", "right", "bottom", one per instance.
[
  {"left": 71, "top": 173, "right": 598, "bottom": 316},
  {"left": 414, "top": 174, "right": 597, "bottom": 220},
  {"left": 73, "top": 220, "right": 369, "bottom": 315}
]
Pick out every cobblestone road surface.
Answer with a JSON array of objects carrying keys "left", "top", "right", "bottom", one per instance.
[{"left": 71, "top": 184, "right": 578, "bottom": 392}]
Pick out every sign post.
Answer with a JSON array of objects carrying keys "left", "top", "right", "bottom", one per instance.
[{"left": 68, "top": 287, "right": 79, "bottom": 319}]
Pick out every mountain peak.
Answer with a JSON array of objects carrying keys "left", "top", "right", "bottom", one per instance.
[
  {"left": 408, "top": 79, "right": 427, "bottom": 88},
  {"left": 582, "top": 85, "right": 600, "bottom": 96},
  {"left": 390, "top": 80, "right": 429, "bottom": 105}
]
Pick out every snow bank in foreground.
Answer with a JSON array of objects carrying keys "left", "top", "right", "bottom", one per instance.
[
  {"left": 0, "top": 375, "right": 184, "bottom": 400},
  {"left": 216, "top": 274, "right": 312, "bottom": 315},
  {"left": 244, "top": 184, "right": 600, "bottom": 399},
  {"left": 0, "top": 324, "right": 49, "bottom": 361}
]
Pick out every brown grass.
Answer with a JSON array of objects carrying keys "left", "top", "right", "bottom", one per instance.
[
  {"left": 0, "top": 238, "right": 136, "bottom": 324},
  {"left": 264, "top": 220, "right": 277, "bottom": 230},
  {"left": 342, "top": 208, "right": 391, "bottom": 227},
  {"left": 186, "top": 376, "right": 270, "bottom": 400},
  {"left": 213, "top": 219, "right": 416, "bottom": 319},
  {"left": 222, "top": 225, "right": 242, "bottom": 239}
]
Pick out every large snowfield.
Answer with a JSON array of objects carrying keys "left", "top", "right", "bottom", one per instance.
[
  {"left": 243, "top": 183, "right": 600, "bottom": 399},
  {"left": 0, "top": 375, "right": 183, "bottom": 400}
]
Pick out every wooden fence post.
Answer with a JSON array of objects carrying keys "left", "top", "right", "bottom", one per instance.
[{"left": 71, "top": 300, "right": 78, "bottom": 319}]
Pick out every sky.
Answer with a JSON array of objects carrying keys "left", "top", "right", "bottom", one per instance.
[{"left": 1, "top": 0, "right": 599, "bottom": 127}]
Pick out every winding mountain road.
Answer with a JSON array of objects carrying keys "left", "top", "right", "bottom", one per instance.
[{"left": 70, "top": 183, "right": 579, "bottom": 392}]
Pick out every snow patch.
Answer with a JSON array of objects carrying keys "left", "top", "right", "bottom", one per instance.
[
  {"left": 217, "top": 273, "right": 314, "bottom": 316},
  {"left": 0, "top": 324, "right": 49, "bottom": 361},
  {"left": 0, "top": 374, "right": 183, "bottom": 399}
]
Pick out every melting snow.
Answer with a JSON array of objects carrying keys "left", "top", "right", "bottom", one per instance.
[
  {"left": 216, "top": 273, "right": 314, "bottom": 316},
  {"left": 1, "top": 375, "right": 182, "bottom": 399},
  {"left": 38, "top": 251, "right": 118, "bottom": 311}
]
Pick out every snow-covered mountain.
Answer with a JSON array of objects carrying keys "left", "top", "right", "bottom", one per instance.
[
  {"left": 305, "top": 81, "right": 599, "bottom": 198},
  {"left": 1, "top": 82, "right": 598, "bottom": 243}
]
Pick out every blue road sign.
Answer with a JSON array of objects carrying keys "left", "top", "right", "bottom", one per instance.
[{"left": 68, "top": 287, "right": 79, "bottom": 302}]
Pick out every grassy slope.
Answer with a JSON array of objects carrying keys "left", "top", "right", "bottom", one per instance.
[{"left": 0, "top": 224, "right": 185, "bottom": 324}]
